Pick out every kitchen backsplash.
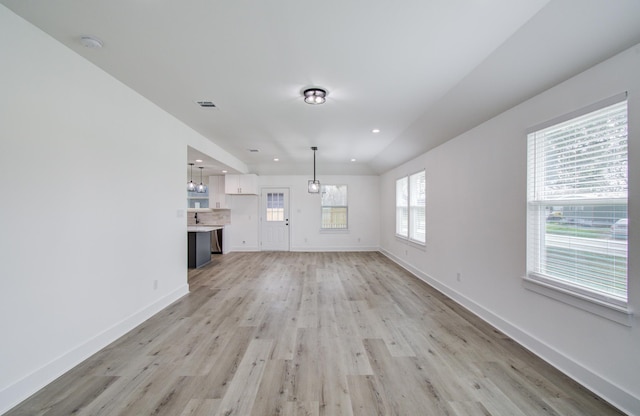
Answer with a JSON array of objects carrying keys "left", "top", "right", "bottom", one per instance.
[{"left": 188, "top": 209, "right": 231, "bottom": 225}]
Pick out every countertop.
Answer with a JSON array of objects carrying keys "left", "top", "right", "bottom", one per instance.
[{"left": 187, "top": 225, "right": 224, "bottom": 232}]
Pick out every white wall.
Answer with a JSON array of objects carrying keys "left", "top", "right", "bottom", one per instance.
[
  {"left": 0, "top": 7, "right": 193, "bottom": 413},
  {"left": 226, "top": 175, "right": 380, "bottom": 252},
  {"left": 380, "top": 44, "right": 640, "bottom": 414}
]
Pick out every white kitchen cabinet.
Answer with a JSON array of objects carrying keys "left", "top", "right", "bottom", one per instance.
[
  {"left": 225, "top": 174, "right": 258, "bottom": 195},
  {"left": 209, "top": 175, "right": 228, "bottom": 208}
]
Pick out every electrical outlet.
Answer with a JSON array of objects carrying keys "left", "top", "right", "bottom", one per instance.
[{"left": 456, "top": 273, "right": 461, "bottom": 282}]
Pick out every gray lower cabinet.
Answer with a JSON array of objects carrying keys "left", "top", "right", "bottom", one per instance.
[{"left": 188, "top": 231, "right": 211, "bottom": 268}]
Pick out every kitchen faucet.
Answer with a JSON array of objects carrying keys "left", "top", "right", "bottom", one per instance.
[{"left": 195, "top": 212, "right": 199, "bottom": 224}]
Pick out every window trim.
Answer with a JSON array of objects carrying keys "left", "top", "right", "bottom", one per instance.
[
  {"left": 525, "top": 93, "right": 630, "bottom": 318},
  {"left": 395, "top": 176, "right": 408, "bottom": 239},
  {"left": 523, "top": 275, "right": 632, "bottom": 326},
  {"left": 395, "top": 169, "right": 426, "bottom": 245}
]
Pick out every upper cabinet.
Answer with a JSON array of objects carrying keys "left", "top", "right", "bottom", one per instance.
[
  {"left": 225, "top": 174, "right": 258, "bottom": 195},
  {"left": 209, "top": 175, "right": 228, "bottom": 208}
]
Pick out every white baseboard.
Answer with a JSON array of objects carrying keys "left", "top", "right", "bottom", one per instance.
[
  {"left": 378, "top": 248, "right": 639, "bottom": 415},
  {"left": 0, "top": 284, "right": 189, "bottom": 415},
  {"left": 291, "top": 246, "right": 379, "bottom": 252},
  {"left": 229, "top": 246, "right": 260, "bottom": 252},
  {"left": 227, "top": 246, "right": 379, "bottom": 253}
]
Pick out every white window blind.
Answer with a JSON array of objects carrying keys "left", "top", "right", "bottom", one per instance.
[
  {"left": 321, "top": 185, "right": 347, "bottom": 229},
  {"left": 526, "top": 98, "right": 628, "bottom": 305},
  {"left": 396, "top": 171, "right": 425, "bottom": 244},
  {"left": 266, "top": 192, "right": 285, "bottom": 221}
]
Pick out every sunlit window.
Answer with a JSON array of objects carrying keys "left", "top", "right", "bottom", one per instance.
[
  {"left": 321, "top": 185, "right": 347, "bottom": 229},
  {"left": 527, "top": 98, "right": 628, "bottom": 305}
]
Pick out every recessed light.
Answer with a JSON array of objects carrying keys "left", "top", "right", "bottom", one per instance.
[
  {"left": 195, "top": 159, "right": 203, "bottom": 163},
  {"left": 350, "top": 158, "right": 357, "bottom": 162},
  {"left": 80, "top": 36, "right": 103, "bottom": 49},
  {"left": 372, "top": 129, "right": 380, "bottom": 134},
  {"left": 273, "top": 158, "right": 279, "bottom": 162},
  {"left": 196, "top": 101, "right": 217, "bottom": 108},
  {"left": 222, "top": 170, "right": 228, "bottom": 173}
]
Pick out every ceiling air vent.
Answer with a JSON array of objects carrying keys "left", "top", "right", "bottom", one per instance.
[
  {"left": 196, "top": 101, "right": 217, "bottom": 108},
  {"left": 248, "top": 149, "right": 260, "bottom": 153}
]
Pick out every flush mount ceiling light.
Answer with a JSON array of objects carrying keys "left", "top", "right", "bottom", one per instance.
[
  {"left": 308, "top": 146, "right": 320, "bottom": 193},
  {"left": 187, "top": 163, "right": 196, "bottom": 192},
  {"left": 80, "top": 36, "right": 103, "bottom": 49},
  {"left": 303, "top": 88, "right": 327, "bottom": 105}
]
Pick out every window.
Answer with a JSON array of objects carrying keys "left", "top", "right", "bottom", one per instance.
[
  {"left": 187, "top": 189, "right": 209, "bottom": 208},
  {"left": 526, "top": 97, "right": 628, "bottom": 307},
  {"left": 321, "top": 185, "right": 347, "bottom": 229},
  {"left": 396, "top": 170, "right": 425, "bottom": 243},
  {"left": 266, "top": 192, "right": 285, "bottom": 221}
]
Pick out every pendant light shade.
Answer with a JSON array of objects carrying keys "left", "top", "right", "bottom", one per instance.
[
  {"left": 187, "top": 163, "right": 196, "bottom": 192},
  {"left": 308, "top": 146, "right": 320, "bottom": 193},
  {"left": 196, "top": 166, "right": 207, "bottom": 193}
]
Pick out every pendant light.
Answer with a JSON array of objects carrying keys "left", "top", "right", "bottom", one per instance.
[
  {"left": 308, "top": 146, "right": 320, "bottom": 193},
  {"left": 196, "top": 166, "right": 207, "bottom": 193},
  {"left": 187, "top": 163, "right": 196, "bottom": 192}
]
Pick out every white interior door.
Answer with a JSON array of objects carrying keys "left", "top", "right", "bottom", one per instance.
[{"left": 261, "top": 188, "right": 290, "bottom": 251}]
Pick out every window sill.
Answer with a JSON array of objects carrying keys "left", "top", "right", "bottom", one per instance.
[
  {"left": 522, "top": 274, "right": 633, "bottom": 327},
  {"left": 395, "top": 235, "right": 426, "bottom": 250}
]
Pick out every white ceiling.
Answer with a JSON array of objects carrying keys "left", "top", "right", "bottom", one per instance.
[{"left": 3, "top": 0, "right": 640, "bottom": 176}]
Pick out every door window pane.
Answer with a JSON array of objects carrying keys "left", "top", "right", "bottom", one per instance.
[{"left": 266, "top": 192, "right": 285, "bottom": 221}]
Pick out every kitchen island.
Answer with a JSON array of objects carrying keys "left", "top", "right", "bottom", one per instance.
[{"left": 187, "top": 226, "right": 222, "bottom": 268}]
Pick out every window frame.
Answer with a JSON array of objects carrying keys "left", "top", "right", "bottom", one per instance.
[
  {"left": 396, "top": 170, "right": 426, "bottom": 245},
  {"left": 525, "top": 93, "right": 630, "bottom": 322},
  {"left": 320, "top": 184, "right": 348, "bottom": 230}
]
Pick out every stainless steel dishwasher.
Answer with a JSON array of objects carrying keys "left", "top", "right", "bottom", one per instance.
[{"left": 211, "top": 227, "right": 223, "bottom": 254}]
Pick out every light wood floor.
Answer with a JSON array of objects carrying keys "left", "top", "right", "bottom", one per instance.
[{"left": 7, "top": 252, "right": 623, "bottom": 416}]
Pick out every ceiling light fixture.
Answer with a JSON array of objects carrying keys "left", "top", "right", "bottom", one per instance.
[
  {"left": 196, "top": 167, "right": 207, "bottom": 193},
  {"left": 303, "top": 88, "right": 327, "bottom": 105},
  {"left": 187, "top": 163, "right": 196, "bottom": 192},
  {"left": 308, "top": 146, "right": 320, "bottom": 193},
  {"left": 273, "top": 157, "right": 279, "bottom": 162},
  {"left": 80, "top": 36, "right": 103, "bottom": 49},
  {"left": 351, "top": 158, "right": 357, "bottom": 162},
  {"left": 195, "top": 159, "right": 203, "bottom": 163},
  {"left": 372, "top": 129, "right": 380, "bottom": 133}
]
